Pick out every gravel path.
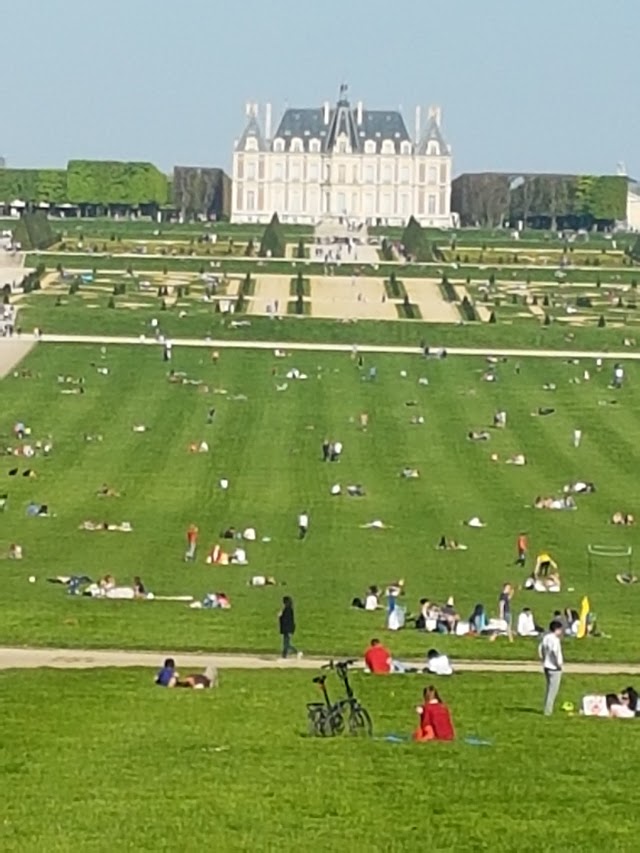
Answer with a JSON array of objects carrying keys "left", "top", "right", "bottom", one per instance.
[
  {"left": 24, "top": 331, "right": 640, "bottom": 361},
  {"left": 0, "top": 338, "right": 35, "bottom": 378},
  {"left": 0, "top": 646, "right": 638, "bottom": 674}
]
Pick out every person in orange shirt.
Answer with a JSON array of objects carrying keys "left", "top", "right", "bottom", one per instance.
[
  {"left": 185, "top": 524, "right": 199, "bottom": 562},
  {"left": 516, "top": 532, "right": 528, "bottom": 567},
  {"left": 413, "top": 686, "right": 456, "bottom": 742}
]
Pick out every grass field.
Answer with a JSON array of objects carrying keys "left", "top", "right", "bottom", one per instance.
[
  {"left": 2, "top": 343, "right": 640, "bottom": 661},
  {"left": 1, "top": 667, "right": 639, "bottom": 851}
]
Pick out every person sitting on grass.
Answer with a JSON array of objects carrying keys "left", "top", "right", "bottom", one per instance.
[
  {"left": 505, "top": 453, "right": 526, "bottom": 466},
  {"left": 620, "top": 686, "right": 639, "bottom": 715},
  {"left": 413, "top": 685, "right": 455, "bottom": 741},
  {"left": 516, "top": 607, "right": 542, "bottom": 637},
  {"left": 156, "top": 658, "right": 178, "bottom": 687},
  {"left": 248, "top": 575, "right": 277, "bottom": 587},
  {"left": 469, "top": 603, "right": 488, "bottom": 634},
  {"left": 425, "top": 648, "right": 453, "bottom": 676},
  {"left": 133, "top": 576, "right": 146, "bottom": 598},
  {"left": 364, "top": 638, "right": 414, "bottom": 674},
  {"left": 612, "top": 511, "right": 635, "bottom": 526}
]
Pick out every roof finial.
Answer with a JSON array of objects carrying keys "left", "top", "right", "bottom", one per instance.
[{"left": 339, "top": 82, "right": 349, "bottom": 102}]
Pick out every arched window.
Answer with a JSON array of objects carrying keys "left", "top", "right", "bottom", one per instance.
[
  {"left": 291, "top": 138, "right": 303, "bottom": 153},
  {"left": 381, "top": 140, "right": 395, "bottom": 155},
  {"left": 273, "top": 138, "right": 285, "bottom": 152},
  {"left": 400, "top": 141, "right": 412, "bottom": 155},
  {"left": 309, "top": 139, "right": 321, "bottom": 153},
  {"left": 364, "top": 139, "right": 376, "bottom": 154},
  {"left": 427, "top": 141, "right": 439, "bottom": 156}
]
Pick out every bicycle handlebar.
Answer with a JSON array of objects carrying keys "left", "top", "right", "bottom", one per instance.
[{"left": 321, "top": 658, "right": 359, "bottom": 670}]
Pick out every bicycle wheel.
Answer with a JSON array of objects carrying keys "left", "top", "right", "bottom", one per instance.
[
  {"left": 307, "top": 705, "right": 329, "bottom": 737},
  {"left": 327, "top": 707, "right": 345, "bottom": 736},
  {"left": 348, "top": 705, "right": 373, "bottom": 737}
]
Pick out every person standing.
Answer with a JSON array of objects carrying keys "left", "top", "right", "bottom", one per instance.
[
  {"left": 321, "top": 438, "right": 330, "bottom": 462},
  {"left": 185, "top": 523, "right": 199, "bottom": 561},
  {"left": 279, "top": 596, "right": 300, "bottom": 659},
  {"left": 539, "top": 620, "right": 564, "bottom": 715},
  {"left": 491, "top": 582, "right": 514, "bottom": 642},
  {"left": 516, "top": 532, "right": 528, "bottom": 567},
  {"left": 298, "top": 510, "right": 309, "bottom": 540},
  {"left": 573, "top": 428, "right": 582, "bottom": 448}
]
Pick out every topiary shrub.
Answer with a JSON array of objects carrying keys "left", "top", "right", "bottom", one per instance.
[
  {"left": 543, "top": 294, "right": 550, "bottom": 307},
  {"left": 107, "top": 296, "right": 116, "bottom": 309},
  {"left": 544, "top": 313, "right": 551, "bottom": 326},
  {"left": 488, "top": 310, "right": 497, "bottom": 324},
  {"left": 598, "top": 314, "right": 606, "bottom": 327}
]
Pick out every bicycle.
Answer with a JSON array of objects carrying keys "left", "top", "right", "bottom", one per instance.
[{"left": 306, "top": 659, "right": 373, "bottom": 737}]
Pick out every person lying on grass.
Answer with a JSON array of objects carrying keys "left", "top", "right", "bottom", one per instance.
[
  {"left": 563, "top": 481, "right": 595, "bottom": 494},
  {"left": 156, "top": 659, "right": 218, "bottom": 689},
  {"left": 612, "top": 511, "right": 635, "bottom": 526},
  {"left": 524, "top": 572, "right": 562, "bottom": 593},
  {"left": 413, "top": 685, "right": 455, "bottom": 741},
  {"left": 436, "top": 535, "right": 468, "bottom": 550},
  {"left": 96, "top": 484, "right": 120, "bottom": 497},
  {"left": 401, "top": 467, "right": 420, "bottom": 479},
  {"left": 79, "top": 520, "right": 132, "bottom": 532},
  {"left": 534, "top": 495, "right": 576, "bottom": 511},
  {"left": 606, "top": 693, "right": 636, "bottom": 719},
  {"left": 468, "top": 430, "right": 490, "bottom": 441}
]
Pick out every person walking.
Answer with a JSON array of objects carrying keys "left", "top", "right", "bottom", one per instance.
[
  {"left": 490, "top": 582, "right": 514, "bottom": 642},
  {"left": 516, "top": 532, "right": 528, "bottom": 567},
  {"left": 185, "top": 523, "right": 199, "bottom": 561},
  {"left": 539, "top": 620, "right": 564, "bottom": 715},
  {"left": 279, "top": 596, "right": 300, "bottom": 659},
  {"left": 298, "top": 510, "right": 309, "bottom": 540}
]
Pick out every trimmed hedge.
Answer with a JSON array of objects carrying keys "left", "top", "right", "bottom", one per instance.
[
  {"left": 67, "top": 160, "right": 168, "bottom": 205},
  {"left": 13, "top": 212, "right": 57, "bottom": 250}
]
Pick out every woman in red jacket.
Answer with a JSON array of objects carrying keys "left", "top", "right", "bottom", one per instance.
[{"left": 413, "top": 685, "right": 455, "bottom": 741}]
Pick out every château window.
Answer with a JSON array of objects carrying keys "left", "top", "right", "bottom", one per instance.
[
  {"left": 428, "top": 166, "right": 437, "bottom": 184},
  {"left": 291, "top": 138, "right": 303, "bottom": 153},
  {"left": 364, "top": 139, "right": 376, "bottom": 154},
  {"left": 309, "top": 139, "right": 321, "bottom": 153},
  {"left": 273, "top": 138, "right": 285, "bottom": 152}
]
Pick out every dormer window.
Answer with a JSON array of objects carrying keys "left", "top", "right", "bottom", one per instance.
[
  {"left": 381, "top": 140, "right": 394, "bottom": 154},
  {"left": 273, "top": 138, "right": 285, "bottom": 152},
  {"left": 309, "top": 138, "right": 321, "bottom": 153},
  {"left": 400, "top": 141, "right": 411, "bottom": 155},
  {"left": 291, "top": 138, "right": 303, "bottom": 153},
  {"left": 427, "top": 140, "right": 439, "bottom": 156},
  {"left": 336, "top": 137, "right": 348, "bottom": 153},
  {"left": 245, "top": 137, "right": 258, "bottom": 152},
  {"left": 364, "top": 139, "right": 376, "bottom": 154}
]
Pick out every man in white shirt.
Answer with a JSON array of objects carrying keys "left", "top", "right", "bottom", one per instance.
[
  {"left": 572, "top": 428, "right": 582, "bottom": 448},
  {"left": 538, "top": 620, "right": 564, "bottom": 715},
  {"left": 298, "top": 511, "right": 309, "bottom": 540}
]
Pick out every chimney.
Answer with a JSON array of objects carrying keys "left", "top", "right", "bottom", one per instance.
[
  {"left": 323, "top": 101, "right": 330, "bottom": 124},
  {"left": 356, "top": 100, "right": 363, "bottom": 125},
  {"left": 428, "top": 105, "right": 441, "bottom": 125},
  {"left": 414, "top": 106, "right": 421, "bottom": 143},
  {"left": 265, "top": 103, "right": 272, "bottom": 139}
]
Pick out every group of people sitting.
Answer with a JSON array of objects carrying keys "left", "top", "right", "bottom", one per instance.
[
  {"left": 612, "top": 512, "right": 635, "bottom": 526},
  {"left": 79, "top": 520, "right": 132, "bottom": 532}
]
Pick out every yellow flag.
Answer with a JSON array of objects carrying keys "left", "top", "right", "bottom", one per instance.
[{"left": 577, "top": 596, "right": 590, "bottom": 639}]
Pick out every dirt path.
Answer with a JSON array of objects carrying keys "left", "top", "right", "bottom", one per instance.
[
  {"left": 0, "top": 338, "right": 35, "bottom": 378},
  {"left": 23, "top": 331, "right": 640, "bottom": 362},
  {"left": 0, "top": 646, "right": 638, "bottom": 674}
]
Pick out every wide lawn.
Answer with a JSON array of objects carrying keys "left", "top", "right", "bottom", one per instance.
[
  {"left": 0, "top": 668, "right": 638, "bottom": 851},
  {"left": 1, "top": 344, "right": 639, "bottom": 660}
]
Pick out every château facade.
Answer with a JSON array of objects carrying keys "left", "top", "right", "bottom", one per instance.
[{"left": 231, "top": 88, "right": 453, "bottom": 227}]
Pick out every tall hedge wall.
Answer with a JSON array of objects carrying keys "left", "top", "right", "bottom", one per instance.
[
  {"left": 0, "top": 169, "right": 68, "bottom": 202},
  {"left": 66, "top": 160, "right": 168, "bottom": 205}
]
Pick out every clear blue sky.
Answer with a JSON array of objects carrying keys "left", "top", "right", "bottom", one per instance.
[{"left": 2, "top": 0, "right": 638, "bottom": 177}]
